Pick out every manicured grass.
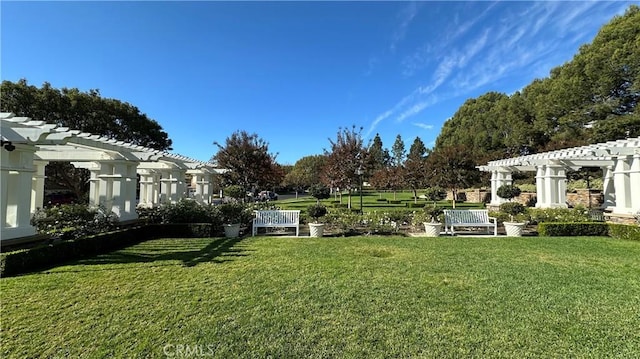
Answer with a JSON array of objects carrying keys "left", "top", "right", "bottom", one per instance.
[
  {"left": 279, "top": 190, "right": 484, "bottom": 212},
  {"left": 2, "top": 236, "right": 639, "bottom": 357}
]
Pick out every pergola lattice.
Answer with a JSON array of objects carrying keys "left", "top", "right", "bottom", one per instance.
[
  {"left": 478, "top": 137, "right": 640, "bottom": 216},
  {"left": 1, "top": 113, "right": 224, "bottom": 240}
]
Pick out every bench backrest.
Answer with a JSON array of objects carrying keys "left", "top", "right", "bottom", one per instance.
[
  {"left": 254, "top": 210, "right": 300, "bottom": 225},
  {"left": 444, "top": 209, "right": 490, "bottom": 224}
]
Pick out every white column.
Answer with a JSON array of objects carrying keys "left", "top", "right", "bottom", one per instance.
[
  {"left": 190, "top": 171, "right": 212, "bottom": 204},
  {"left": 1, "top": 145, "right": 37, "bottom": 240},
  {"left": 31, "top": 160, "right": 49, "bottom": 213},
  {"left": 630, "top": 154, "right": 640, "bottom": 212},
  {"left": 159, "top": 169, "right": 186, "bottom": 204},
  {"left": 601, "top": 165, "right": 615, "bottom": 209},
  {"left": 490, "top": 169, "right": 512, "bottom": 206},
  {"left": 535, "top": 165, "right": 547, "bottom": 208},
  {"left": 542, "top": 164, "right": 568, "bottom": 208},
  {"left": 612, "top": 155, "right": 631, "bottom": 213},
  {"left": 138, "top": 170, "right": 160, "bottom": 208}
]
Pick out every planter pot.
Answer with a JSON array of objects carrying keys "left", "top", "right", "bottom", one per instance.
[
  {"left": 309, "top": 223, "right": 325, "bottom": 237},
  {"left": 223, "top": 223, "right": 241, "bottom": 238},
  {"left": 504, "top": 222, "right": 525, "bottom": 237},
  {"left": 423, "top": 222, "right": 443, "bottom": 237}
]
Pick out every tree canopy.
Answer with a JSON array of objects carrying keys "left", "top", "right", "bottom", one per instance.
[
  {"left": 212, "top": 131, "right": 280, "bottom": 195},
  {"left": 1, "top": 79, "right": 172, "bottom": 150}
]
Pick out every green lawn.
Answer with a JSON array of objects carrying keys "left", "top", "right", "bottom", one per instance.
[
  {"left": 2, "top": 236, "right": 639, "bottom": 358},
  {"left": 279, "top": 190, "right": 484, "bottom": 212}
]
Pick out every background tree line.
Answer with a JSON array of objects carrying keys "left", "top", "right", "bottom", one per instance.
[{"left": 1, "top": 79, "right": 172, "bottom": 201}]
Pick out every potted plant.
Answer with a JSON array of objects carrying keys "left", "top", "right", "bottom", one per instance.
[
  {"left": 219, "top": 202, "right": 245, "bottom": 238},
  {"left": 422, "top": 205, "right": 444, "bottom": 237},
  {"left": 307, "top": 184, "right": 330, "bottom": 237},
  {"left": 500, "top": 202, "right": 526, "bottom": 237},
  {"left": 307, "top": 203, "right": 328, "bottom": 237}
]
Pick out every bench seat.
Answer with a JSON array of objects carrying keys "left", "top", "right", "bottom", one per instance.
[
  {"left": 444, "top": 209, "right": 497, "bottom": 236},
  {"left": 252, "top": 210, "right": 300, "bottom": 237}
]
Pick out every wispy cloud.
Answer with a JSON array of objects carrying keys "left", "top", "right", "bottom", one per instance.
[
  {"left": 365, "top": 1, "right": 628, "bottom": 139},
  {"left": 390, "top": 2, "right": 420, "bottom": 53},
  {"left": 412, "top": 122, "right": 434, "bottom": 130}
]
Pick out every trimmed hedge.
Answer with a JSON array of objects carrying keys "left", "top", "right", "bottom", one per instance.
[
  {"left": 0, "top": 223, "right": 218, "bottom": 277},
  {"left": 538, "top": 222, "right": 609, "bottom": 237},
  {"left": 608, "top": 223, "right": 640, "bottom": 241}
]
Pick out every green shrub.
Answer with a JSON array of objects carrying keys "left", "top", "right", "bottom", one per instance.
[
  {"left": 31, "top": 204, "right": 118, "bottom": 240},
  {"left": 307, "top": 204, "right": 328, "bottom": 223},
  {"left": 308, "top": 184, "right": 331, "bottom": 201},
  {"left": 224, "top": 185, "right": 245, "bottom": 200},
  {"left": 499, "top": 202, "right": 525, "bottom": 217},
  {"left": 407, "top": 202, "right": 425, "bottom": 208},
  {"left": 538, "top": 222, "right": 609, "bottom": 236},
  {"left": 496, "top": 184, "right": 521, "bottom": 201},
  {"left": 387, "top": 200, "right": 403, "bottom": 205},
  {"left": 137, "top": 200, "right": 221, "bottom": 226},
  {"left": 325, "top": 209, "right": 362, "bottom": 236},
  {"left": 423, "top": 187, "right": 447, "bottom": 204},
  {"left": 607, "top": 223, "right": 640, "bottom": 241},
  {"left": 362, "top": 211, "right": 398, "bottom": 234}
]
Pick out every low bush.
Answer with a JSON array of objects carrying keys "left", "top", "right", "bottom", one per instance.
[
  {"left": 387, "top": 200, "right": 403, "bottom": 205},
  {"left": 31, "top": 204, "right": 118, "bottom": 240},
  {"left": 538, "top": 222, "right": 609, "bottom": 236},
  {"left": 528, "top": 207, "right": 591, "bottom": 224},
  {"left": 407, "top": 202, "right": 425, "bottom": 208},
  {"left": 137, "top": 200, "right": 221, "bottom": 226},
  {"left": 608, "top": 223, "right": 640, "bottom": 241},
  {"left": 362, "top": 212, "right": 398, "bottom": 234},
  {"left": 325, "top": 209, "right": 361, "bottom": 236}
]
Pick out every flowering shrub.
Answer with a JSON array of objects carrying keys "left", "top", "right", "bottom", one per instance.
[
  {"left": 137, "top": 200, "right": 220, "bottom": 225},
  {"left": 31, "top": 204, "right": 118, "bottom": 240},
  {"left": 528, "top": 207, "right": 591, "bottom": 224},
  {"left": 325, "top": 209, "right": 361, "bottom": 236},
  {"left": 362, "top": 211, "right": 398, "bottom": 234}
]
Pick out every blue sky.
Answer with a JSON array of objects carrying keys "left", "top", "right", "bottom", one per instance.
[{"left": 2, "top": 1, "right": 637, "bottom": 165}]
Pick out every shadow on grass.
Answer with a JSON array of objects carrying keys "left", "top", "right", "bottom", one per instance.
[{"left": 73, "top": 237, "right": 250, "bottom": 269}]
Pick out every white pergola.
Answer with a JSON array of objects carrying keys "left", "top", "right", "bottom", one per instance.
[
  {"left": 479, "top": 137, "right": 640, "bottom": 217},
  {"left": 1, "top": 113, "right": 224, "bottom": 241}
]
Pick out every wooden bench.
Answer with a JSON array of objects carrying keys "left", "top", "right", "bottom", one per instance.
[
  {"left": 252, "top": 210, "right": 300, "bottom": 237},
  {"left": 444, "top": 209, "right": 497, "bottom": 236}
]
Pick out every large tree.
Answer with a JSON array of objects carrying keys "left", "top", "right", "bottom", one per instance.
[
  {"left": 212, "top": 130, "right": 279, "bottom": 198},
  {"left": 322, "top": 126, "right": 367, "bottom": 208},
  {"left": 367, "top": 133, "right": 390, "bottom": 174},
  {"left": 0, "top": 79, "right": 172, "bottom": 201},
  {"left": 404, "top": 137, "right": 428, "bottom": 203},
  {"left": 391, "top": 134, "right": 406, "bottom": 167},
  {"left": 283, "top": 155, "right": 327, "bottom": 197},
  {"left": 425, "top": 145, "right": 480, "bottom": 207}
]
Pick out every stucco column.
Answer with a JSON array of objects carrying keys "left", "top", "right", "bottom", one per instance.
[
  {"left": 159, "top": 169, "right": 186, "bottom": 204},
  {"left": 31, "top": 160, "right": 49, "bottom": 213},
  {"left": 1, "top": 145, "right": 37, "bottom": 240},
  {"left": 601, "top": 165, "right": 615, "bottom": 209},
  {"left": 630, "top": 154, "right": 640, "bottom": 212},
  {"left": 490, "top": 169, "right": 512, "bottom": 206},
  {"left": 612, "top": 155, "right": 631, "bottom": 213},
  {"left": 190, "top": 171, "right": 213, "bottom": 204},
  {"left": 138, "top": 170, "right": 160, "bottom": 208},
  {"left": 535, "top": 165, "right": 547, "bottom": 208},
  {"left": 542, "top": 164, "right": 567, "bottom": 208}
]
